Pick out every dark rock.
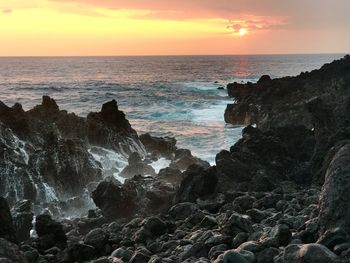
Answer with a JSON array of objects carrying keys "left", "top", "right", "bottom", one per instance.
[
  {"left": 0, "top": 197, "right": 17, "bottom": 243},
  {"left": 256, "top": 247, "right": 279, "bottom": 263},
  {"left": 111, "top": 247, "right": 133, "bottom": 261},
  {"left": 35, "top": 214, "right": 67, "bottom": 250},
  {"left": 0, "top": 238, "right": 27, "bottom": 262},
  {"left": 317, "top": 227, "right": 350, "bottom": 250},
  {"left": 92, "top": 179, "right": 138, "bottom": 219},
  {"left": 319, "top": 144, "right": 350, "bottom": 234},
  {"left": 140, "top": 133, "right": 177, "bottom": 158},
  {"left": 280, "top": 243, "right": 338, "bottom": 263},
  {"left": 68, "top": 243, "right": 97, "bottom": 262},
  {"left": 119, "top": 152, "right": 156, "bottom": 178},
  {"left": 134, "top": 217, "right": 168, "bottom": 243},
  {"left": 11, "top": 200, "right": 33, "bottom": 242},
  {"left": 168, "top": 202, "right": 201, "bottom": 221},
  {"left": 170, "top": 149, "right": 210, "bottom": 171},
  {"left": 84, "top": 228, "right": 109, "bottom": 250},
  {"left": 0, "top": 96, "right": 145, "bottom": 213},
  {"left": 219, "top": 213, "right": 253, "bottom": 237},
  {"left": 174, "top": 165, "right": 218, "bottom": 203},
  {"left": 157, "top": 167, "right": 182, "bottom": 186}
]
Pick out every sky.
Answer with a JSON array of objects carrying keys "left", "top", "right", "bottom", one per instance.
[{"left": 0, "top": 0, "right": 349, "bottom": 56}]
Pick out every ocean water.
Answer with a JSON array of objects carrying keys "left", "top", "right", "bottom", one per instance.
[{"left": 0, "top": 54, "right": 344, "bottom": 164}]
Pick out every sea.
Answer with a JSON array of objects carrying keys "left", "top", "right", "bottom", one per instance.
[{"left": 0, "top": 54, "right": 344, "bottom": 164}]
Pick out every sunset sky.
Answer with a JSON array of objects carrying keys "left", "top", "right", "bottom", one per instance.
[{"left": 1, "top": 0, "right": 349, "bottom": 56}]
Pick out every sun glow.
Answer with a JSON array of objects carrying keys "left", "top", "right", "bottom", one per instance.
[{"left": 239, "top": 28, "right": 248, "bottom": 36}]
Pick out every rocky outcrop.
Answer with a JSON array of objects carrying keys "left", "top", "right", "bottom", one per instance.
[
  {"left": 0, "top": 96, "right": 145, "bottom": 214},
  {"left": 215, "top": 125, "right": 315, "bottom": 191},
  {"left": 225, "top": 56, "right": 350, "bottom": 130}
]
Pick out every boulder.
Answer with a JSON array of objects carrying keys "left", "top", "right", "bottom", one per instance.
[
  {"left": 91, "top": 179, "right": 138, "bottom": 219},
  {"left": 84, "top": 228, "right": 109, "bottom": 250},
  {"left": 318, "top": 144, "right": 350, "bottom": 234},
  {"left": 280, "top": 243, "right": 338, "bottom": 263}
]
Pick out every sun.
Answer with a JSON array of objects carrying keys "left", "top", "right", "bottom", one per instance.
[{"left": 239, "top": 28, "right": 248, "bottom": 36}]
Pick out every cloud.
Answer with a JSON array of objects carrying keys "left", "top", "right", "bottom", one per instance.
[
  {"left": 2, "top": 8, "right": 12, "bottom": 14},
  {"left": 226, "top": 16, "right": 288, "bottom": 34}
]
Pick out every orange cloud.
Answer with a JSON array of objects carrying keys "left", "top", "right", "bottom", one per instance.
[
  {"left": 226, "top": 16, "right": 288, "bottom": 35},
  {"left": 2, "top": 8, "right": 12, "bottom": 14}
]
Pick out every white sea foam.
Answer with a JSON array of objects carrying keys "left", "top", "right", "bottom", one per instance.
[
  {"left": 149, "top": 158, "right": 171, "bottom": 174},
  {"left": 88, "top": 146, "right": 129, "bottom": 183}
]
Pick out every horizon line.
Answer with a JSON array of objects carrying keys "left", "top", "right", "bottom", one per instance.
[{"left": 0, "top": 52, "right": 348, "bottom": 58}]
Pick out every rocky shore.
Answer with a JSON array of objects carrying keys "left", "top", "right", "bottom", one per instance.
[{"left": 1, "top": 55, "right": 350, "bottom": 263}]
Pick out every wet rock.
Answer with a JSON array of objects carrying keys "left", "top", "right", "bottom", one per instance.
[
  {"left": 0, "top": 197, "right": 17, "bottom": 243},
  {"left": 170, "top": 149, "right": 210, "bottom": 171},
  {"left": 11, "top": 200, "right": 33, "bottom": 242},
  {"left": 157, "top": 167, "right": 182, "bottom": 187},
  {"left": 119, "top": 152, "right": 156, "bottom": 178},
  {"left": 140, "top": 133, "right": 177, "bottom": 158}
]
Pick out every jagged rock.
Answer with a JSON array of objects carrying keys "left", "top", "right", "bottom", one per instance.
[
  {"left": 170, "top": 149, "right": 210, "bottom": 171},
  {"left": 140, "top": 133, "right": 176, "bottom": 158},
  {"left": 318, "top": 144, "right": 350, "bottom": 234},
  {"left": 11, "top": 200, "right": 33, "bottom": 242},
  {"left": 119, "top": 152, "right": 156, "bottom": 178},
  {"left": 0, "top": 96, "right": 146, "bottom": 212},
  {"left": 0, "top": 197, "right": 17, "bottom": 243},
  {"left": 174, "top": 165, "right": 218, "bottom": 203}
]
